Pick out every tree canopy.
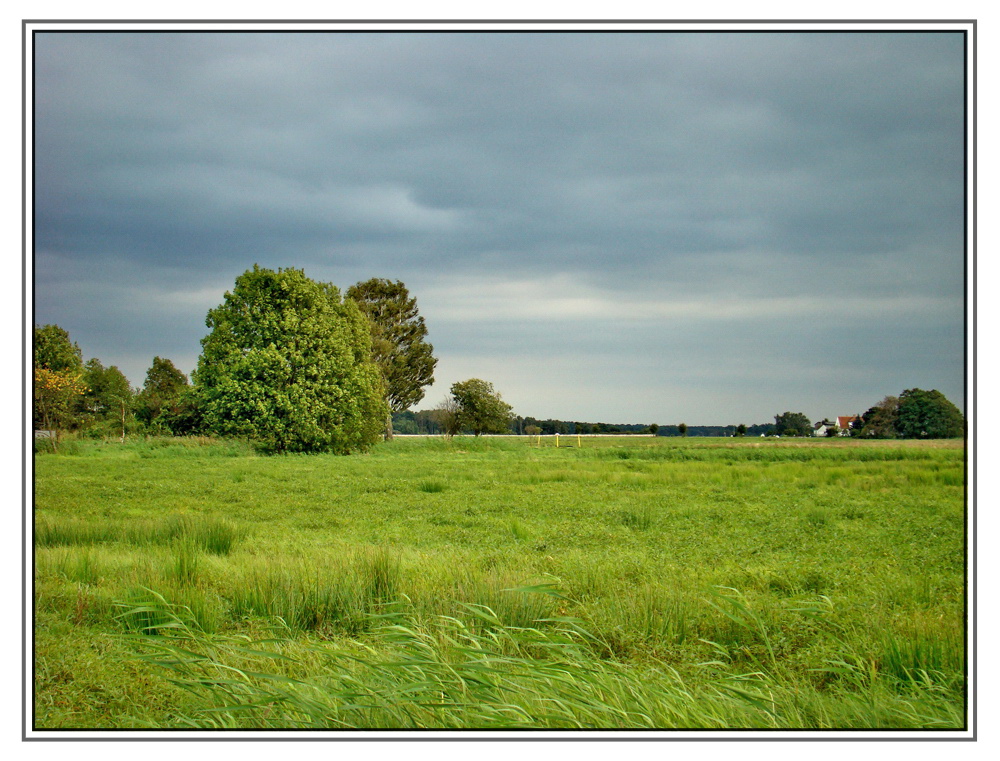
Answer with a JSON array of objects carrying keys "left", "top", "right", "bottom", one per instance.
[
  {"left": 858, "top": 390, "right": 963, "bottom": 439},
  {"left": 346, "top": 278, "right": 437, "bottom": 438},
  {"left": 137, "top": 357, "right": 190, "bottom": 431},
  {"left": 896, "top": 388, "right": 965, "bottom": 439},
  {"left": 450, "top": 378, "right": 514, "bottom": 436},
  {"left": 859, "top": 396, "right": 900, "bottom": 438},
  {"left": 34, "top": 324, "right": 83, "bottom": 373},
  {"left": 774, "top": 411, "right": 811, "bottom": 436},
  {"left": 194, "top": 265, "right": 388, "bottom": 453},
  {"left": 79, "top": 358, "right": 133, "bottom": 421}
]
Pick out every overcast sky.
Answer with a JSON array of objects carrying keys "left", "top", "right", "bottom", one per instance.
[{"left": 32, "top": 29, "right": 968, "bottom": 425}]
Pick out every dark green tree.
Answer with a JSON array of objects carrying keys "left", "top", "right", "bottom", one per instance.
[
  {"left": 649, "top": 423, "right": 660, "bottom": 436},
  {"left": 735, "top": 423, "right": 747, "bottom": 437},
  {"left": 451, "top": 378, "right": 514, "bottom": 436},
  {"left": 347, "top": 279, "right": 437, "bottom": 440},
  {"left": 159, "top": 386, "right": 205, "bottom": 436},
  {"left": 859, "top": 396, "right": 900, "bottom": 438},
  {"left": 137, "top": 357, "right": 190, "bottom": 432},
  {"left": 678, "top": 423, "right": 688, "bottom": 437},
  {"left": 896, "top": 389, "right": 964, "bottom": 439},
  {"left": 194, "top": 265, "right": 388, "bottom": 454},
  {"left": 774, "top": 411, "right": 811, "bottom": 437}
]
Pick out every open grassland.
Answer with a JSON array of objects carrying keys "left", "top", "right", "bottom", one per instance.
[{"left": 33, "top": 435, "right": 966, "bottom": 730}]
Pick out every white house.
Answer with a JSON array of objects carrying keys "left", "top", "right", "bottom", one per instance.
[{"left": 813, "top": 416, "right": 860, "bottom": 437}]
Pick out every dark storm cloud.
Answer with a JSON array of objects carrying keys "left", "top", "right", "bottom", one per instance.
[{"left": 32, "top": 29, "right": 966, "bottom": 421}]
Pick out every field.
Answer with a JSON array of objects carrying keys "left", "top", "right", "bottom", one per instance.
[{"left": 32, "top": 435, "right": 967, "bottom": 731}]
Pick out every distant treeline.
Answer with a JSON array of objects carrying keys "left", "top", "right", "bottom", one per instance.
[{"left": 392, "top": 411, "right": 772, "bottom": 437}]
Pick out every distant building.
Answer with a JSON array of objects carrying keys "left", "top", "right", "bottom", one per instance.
[
  {"left": 813, "top": 416, "right": 860, "bottom": 437},
  {"left": 813, "top": 421, "right": 836, "bottom": 437},
  {"left": 837, "top": 416, "right": 860, "bottom": 432}
]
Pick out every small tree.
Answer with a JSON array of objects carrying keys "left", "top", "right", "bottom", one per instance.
[
  {"left": 34, "top": 324, "right": 84, "bottom": 431},
  {"left": 137, "top": 357, "right": 190, "bottom": 433},
  {"left": 430, "top": 396, "right": 462, "bottom": 438},
  {"left": 34, "top": 368, "right": 87, "bottom": 449},
  {"left": 525, "top": 425, "right": 542, "bottom": 436},
  {"left": 859, "top": 397, "right": 900, "bottom": 438},
  {"left": 735, "top": 423, "right": 747, "bottom": 437},
  {"left": 678, "top": 423, "right": 688, "bottom": 437},
  {"left": 347, "top": 279, "right": 438, "bottom": 440},
  {"left": 649, "top": 423, "right": 660, "bottom": 436},
  {"left": 78, "top": 358, "right": 135, "bottom": 439},
  {"left": 451, "top": 379, "right": 514, "bottom": 436}
]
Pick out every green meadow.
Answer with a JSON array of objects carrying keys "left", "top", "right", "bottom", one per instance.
[{"left": 33, "top": 435, "right": 966, "bottom": 730}]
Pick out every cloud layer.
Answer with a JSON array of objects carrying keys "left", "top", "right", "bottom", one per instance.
[{"left": 32, "top": 30, "right": 967, "bottom": 423}]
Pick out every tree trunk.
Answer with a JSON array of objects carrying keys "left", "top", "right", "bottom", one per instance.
[{"left": 384, "top": 412, "right": 394, "bottom": 441}]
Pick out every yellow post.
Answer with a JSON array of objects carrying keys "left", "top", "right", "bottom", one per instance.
[
  {"left": 555, "top": 433, "right": 560, "bottom": 448},
  {"left": 578, "top": 434, "right": 582, "bottom": 447}
]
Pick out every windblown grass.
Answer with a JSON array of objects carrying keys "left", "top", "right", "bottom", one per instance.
[{"left": 117, "top": 590, "right": 963, "bottom": 730}]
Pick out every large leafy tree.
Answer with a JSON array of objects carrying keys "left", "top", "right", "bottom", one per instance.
[
  {"left": 346, "top": 278, "right": 437, "bottom": 439},
  {"left": 194, "top": 265, "right": 388, "bottom": 454},
  {"left": 450, "top": 378, "right": 513, "bottom": 436},
  {"left": 896, "top": 388, "right": 964, "bottom": 439}
]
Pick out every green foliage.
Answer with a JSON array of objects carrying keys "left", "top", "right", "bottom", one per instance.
[
  {"left": 859, "top": 391, "right": 964, "bottom": 440},
  {"left": 774, "top": 411, "right": 811, "bottom": 436},
  {"left": 450, "top": 378, "right": 514, "bottom": 436},
  {"left": 34, "top": 325, "right": 87, "bottom": 432},
  {"left": 896, "top": 389, "right": 965, "bottom": 439},
  {"left": 34, "top": 324, "right": 83, "bottom": 373},
  {"left": 136, "top": 357, "right": 191, "bottom": 433},
  {"left": 194, "top": 265, "right": 388, "bottom": 453},
  {"left": 860, "top": 396, "right": 900, "bottom": 439},
  {"left": 346, "top": 279, "right": 437, "bottom": 424},
  {"left": 77, "top": 358, "right": 135, "bottom": 434},
  {"left": 678, "top": 423, "right": 688, "bottom": 437}
]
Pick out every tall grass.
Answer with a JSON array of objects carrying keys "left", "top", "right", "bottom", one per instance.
[
  {"left": 35, "top": 514, "right": 244, "bottom": 555},
  {"left": 118, "top": 592, "right": 963, "bottom": 730}
]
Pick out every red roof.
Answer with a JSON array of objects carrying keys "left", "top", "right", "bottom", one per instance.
[{"left": 837, "top": 416, "right": 859, "bottom": 428}]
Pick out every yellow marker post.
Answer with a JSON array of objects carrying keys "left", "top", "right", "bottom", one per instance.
[
  {"left": 555, "top": 433, "right": 560, "bottom": 448},
  {"left": 578, "top": 434, "right": 582, "bottom": 447}
]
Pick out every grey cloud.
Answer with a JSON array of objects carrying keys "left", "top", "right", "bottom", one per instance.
[{"left": 32, "top": 29, "right": 967, "bottom": 422}]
